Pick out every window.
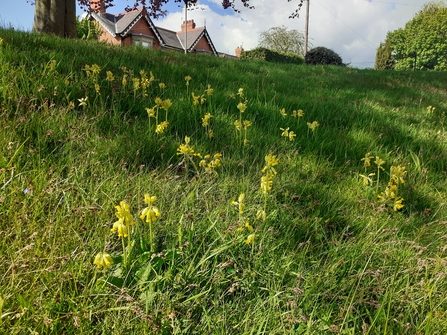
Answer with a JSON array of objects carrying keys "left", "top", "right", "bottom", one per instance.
[{"left": 132, "top": 35, "right": 154, "bottom": 49}]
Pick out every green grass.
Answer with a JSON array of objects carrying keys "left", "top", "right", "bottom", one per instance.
[{"left": 1, "top": 28, "right": 447, "bottom": 334}]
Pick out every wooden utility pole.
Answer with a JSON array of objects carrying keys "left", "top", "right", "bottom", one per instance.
[{"left": 303, "top": 0, "right": 309, "bottom": 56}]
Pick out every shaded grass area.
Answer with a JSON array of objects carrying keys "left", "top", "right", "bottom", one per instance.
[{"left": 1, "top": 28, "right": 447, "bottom": 334}]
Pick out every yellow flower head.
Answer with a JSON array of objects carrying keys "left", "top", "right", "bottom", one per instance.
[
  {"left": 393, "top": 196, "right": 404, "bottom": 211},
  {"left": 146, "top": 107, "right": 156, "bottom": 118},
  {"left": 256, "top": 209, "right": 266, "bottom": 221},
  {"left": 177, "top": 137, "right": 195, "bottom": 156},
  {"left": 159, "top": 82, "right": 166, "bottom": 90},
  {"left": 237, "top": 88, "right": 244, "bottom": 98},
  {"left": 160, "top": 99, "right": 172, "bottom": 111},
  {"left": 185, "top": 75, "right": 191, "bottom": 86},
  {"left": 245, "top": 233, "right": 255, "bottom": 245},
  {"left": 288, "top": 131, "right": 296, "bottom": 141},
  {"left": 390, "top": 165, "right": 406, "bottom": 185},
  {"left": 374, "top": 156, "right": 386, "bottom": 170},
  {"left": 292, "top": 109, "right": 304, "bottom": 117},
  {"left": 280, "top": 127, "right": 289, "bottom": 137},
  {"left": 155, "top": 121, "right": 170, "bottom": 134},
  {"left": 234, "top": 120, "right": 242, "bottom": 131},
  {"left": 262, "top": 154, "right": 279, "bottom": 175},
  {"left": 280, "top": 108, "right": 287, "bottom": 118},
  {"left": 205, "top": 84, "right": 214, "bottom": 96},
  {"left": 202, "top": 113, "right": 213, "bottom": 127},
  {"left": 114, "top": 200, "right": 135, "bottom": 226},
  {"left": 232, "top": 193, "right": 245, "bottom": 214},
  {"left": 111, "top": 218, "right": 129, "bottom": 237},
  {"left": 237, "top": 102, "right": 247, "bottom": 113},
  {"left": 244, "top": 221, "right": 254, "bottom": 232},
  {"left": 361, "top": 152, "right": 374, "bottom": 167},
  {"left": 140, "top": 194, "right": 161, "bottom": 223},
  {"left": 94, "top": 252, "right": 113, "bottom": 270},
  {"left": 359, "top": 173, "right": 375, "bottom": 185},
  {"left": 307, "top": 121, "right": 320, "bottom": 132},
  {"left": 261, "top": 174, "right": 273, "bottom": 195},
  {"left": 106, "top": 71, "right": 115, "bottom": 82},
  {"left": 78, "top": 96, "right": 88, "bottom": 107}
]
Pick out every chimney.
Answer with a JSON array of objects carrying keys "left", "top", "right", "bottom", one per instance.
[
  {"left": 90, "top": 0, "right": 106, "bottom": 15},
  {"left": 181, "top": 20, "right": 196, "bottom": 32},
  {"left": 235, "top": 46, "right": 244, "bottom": 58}
]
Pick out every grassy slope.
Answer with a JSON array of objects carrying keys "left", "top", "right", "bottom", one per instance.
[{"left": 1, "top": 28, "right": 447, "bottom": 334}]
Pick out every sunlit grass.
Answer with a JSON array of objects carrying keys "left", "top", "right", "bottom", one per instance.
[{"left": 1, "top": 27, "right": 447, "bottom": 334}]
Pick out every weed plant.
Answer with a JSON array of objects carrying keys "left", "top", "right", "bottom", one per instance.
[{"left": 1, "top": 28, "right": 447, "bottom": 334}]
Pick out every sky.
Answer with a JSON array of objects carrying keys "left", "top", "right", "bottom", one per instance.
[{"left": 0, "top": 0, "right": 424, "bottom": 68}]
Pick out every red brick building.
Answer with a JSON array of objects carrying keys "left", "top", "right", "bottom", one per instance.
[{"left": 88, "top": 0, "right": 218, "bottom": 56}]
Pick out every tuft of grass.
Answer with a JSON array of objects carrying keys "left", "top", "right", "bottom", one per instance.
[{"left": 1, "top": 27, "right": 447, "bottom": 334}]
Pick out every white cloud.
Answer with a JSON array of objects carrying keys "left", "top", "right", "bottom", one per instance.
[{"left": 155, "top": 0, "right": 422, "bottom": 68}]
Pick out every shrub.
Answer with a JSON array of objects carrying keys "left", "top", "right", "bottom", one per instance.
[
  {"left": 240, "top": 47, "right": 304, "bottom": 65},
  {"left": 305, "top": 46, "right": 344, "bottom": 66}
]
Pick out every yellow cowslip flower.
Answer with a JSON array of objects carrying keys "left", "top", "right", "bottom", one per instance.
[
  {"left": 159, "top": 82, "right": 166, "bottom": 89},
  {"left": 232, "top": 193, "right": 245, "bottom": 214},
  {"left": 237, "top": 102, "right": 247, "bottom": 113},
  {"left": 67, "top": 101, "right": 75, "bottom": 110},
  {"left": 393, "top": 196, "right": 404, "bottom": 211},
  {"left": 359, "top": 173, "right": 375, "bottom": 185},
  {"left": 191, "top": 92, "right": 200, "bottom": 106},
  {"left": 132, "top": 77, "right": 140, "bottom": 91},
  {"left": 390, "top": 165, "right": 406, "bottom": 185},
  {"left": 185, "top": 75, "right": 191, "bottom": 86},
  {"left": 78, "top": 96, "right": 88, "bottom": 107},
  {"left": 111, "top": 218, "right": 129, "bottom": 237},
  {"left": 94, "top": 83, "right": 101, "bottom": 95},
  {"left": 243, "top": 139, "right": 249, "bottom": 146},
  {"left": 261, "top": 174, "right": 273, "bottom": 195},
  {"left": 161, "top": 99, "right": 172, "bottom": 111},
  {"left": 280, "top": 108, "right": 287, "bottom": 118},
  {"left": 280, "top": 127, "right": 289, "bottom": 137},
  {"left": 245, "top": 233, "right": 255, "bottom": 245},
  {"left": 115, "top": 200, "right": 135, "bottom": 226},
  {"left": 243, "top": 120, "right": 252, "bottom": 129},
  {"left": 177, "top": 141, "right": 195, "bottom": 156},
  {"left": 146, "top": 107, "right": 156, "bottom": 118},
  {"left": 374, "top": 156, "right": 386, "bottom": 171},
  {"left": 292, "top": 109, "right": 304, "bottom": 117},
  {"left": 202, "top": 113, "right": 213, "bottom": 127},
  {"left": 307, "top": 121, "right": 320, "bottom": 132},
  {"left": 288, "top": 131, "right": 296, "bottom": 141},
  {"left": 244, "top": 221, "right": 254, "bottom": 232},
  {"left": 205, "top": 84, "right": 213, "bottom": 96},
  {"left": 262, "top": 154, "right": 279, "bottom": 175},
  {"left": 256, "top": 209, "right": 266, "bottom": 221},
  {"left": 155, "top": 97, "right": 163, "bottom": 107},
  {"left": 155, "top": 121, "right": 169, "bottom": 134},
  {"left": 237, "top": 88, "right": 244, "bottom": 98},
  {"left": 122, "top": 74, "right": 128, "bottom": 87},
  {"left": 207, "top": 129, "right": 214, "bottom": 138},
  {"left": 140, "top": 194, "right": 161, "bottom": 223},
  {"left": 377, "top": 183, "right": 397, "bottom": 203},
  {"left": 106, "top": 71, "right": 115, "bottom": 82},
  {"left": 234, "top": 120, "right": 242, "bottom": 131},
  {"left": 427, "top": 106, "right": 435, "bottom": 114},
  {"left": 94, "top": 252, "right": 113, "bottom": 270},
  {"left": 361, "top": 152, "right": 374, "bottom": 167}
]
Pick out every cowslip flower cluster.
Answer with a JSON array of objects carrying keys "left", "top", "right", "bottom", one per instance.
[
  {"left": 280, "top": 127, "right": 296, "bottom": 141},
  {"left": 377, "top": 165, "right": 406, "bottom": 211},
  {"left": 93, "top": 252, "right": 113, "bottom": 270},
  {"left": 140, "top": 194, "right": 161, "bottom": 224},
  {"left": 199, "top": 153, "right": 222, "bottom": 176},
  {"left": 111, "top": 201, "right": 135, "bottom": 237},
  {"left": 307, "top": 121, "right": 320, "bottom": 132}
]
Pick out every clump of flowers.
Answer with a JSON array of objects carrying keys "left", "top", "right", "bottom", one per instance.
[
  {"left": 83, "top": 64, "right": 101, "bottom": 95},
  {"left": 110, "top": 200, "right": 135, "bottom": 266},
  {"left": 176, "top": 136, "right": 201, "bottom": 175},
  {"left": 202, "top": 112, "right": 214, "bottom": 138},
  {"left": 280, "top": 127, "right": 296, "bottom": 141},
  {"left": 199, "top": 153, "right": 222, "bottom": 176},
  {"left": 93, "top": 252, "right": 113, "bottom": 270},
  {"left": 259, "top": 154, "right": 279, "bottom": 221},
  {"left": 307, "top": 120, "right": 320, "bottom": 133},
  {"left": 146, "top": 97, "right": 173, "bottom": 134},
  {"left": 426, "top": 105, "right": 435, "bottom": 115}
]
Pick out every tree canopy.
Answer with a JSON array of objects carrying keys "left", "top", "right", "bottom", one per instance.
[
  {"left": 386, "top": 1, "right": 447, "bottom": 70},
  {"left": 33, "top": 0, "right": 305, "bottom": 38},
  {"left": 258, "top": 26, "right": 305, "bottom": 56}
]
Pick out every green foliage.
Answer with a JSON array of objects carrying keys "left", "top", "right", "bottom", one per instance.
[
  {"left": 240, "top": 47, "right": 304, "bottom": 64},
  {"left": 375, "top": 38, "right": 395, "bottom": 70},
  {"left": 304, "top": 46, "right": 344, "bottom": 66},
  {"left": 387, "top": 1, "right": 447, "bottom": 70},
  {"left": 258, "top": 25, "right": 305, "bottom": 56},
  {"left": 2, "top": 28, "right": 447, "bottom": 334},
  {"left": 76, "top": 16, "right": 101, "bottom": 40}
]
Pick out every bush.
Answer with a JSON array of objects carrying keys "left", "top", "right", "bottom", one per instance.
[
  {"left": 305, "top": 46, "right": 344, "bottom": 66},
  {"left": 240, "top": 47, "right": 304, "bottom": 65}
]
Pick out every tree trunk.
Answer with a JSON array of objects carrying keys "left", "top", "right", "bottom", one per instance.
[{"left": 33, "top": 0, "right": 77, "bottom": 38}]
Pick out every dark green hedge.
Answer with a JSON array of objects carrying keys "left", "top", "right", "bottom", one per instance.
[{"left": 240, "top": 47, "right": 304, "bottom": 65}]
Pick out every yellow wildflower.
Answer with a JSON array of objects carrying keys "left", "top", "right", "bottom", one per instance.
[
  {"left": 205, "top": 84, "right": 213, "bottom": 96},
  {"left": 307, "top": 121, "right": 320, "bottom": 132},
  {"left": 245, "top": 221, "right": 254, "bottom": 232},
  {"left": 159, "top": 82, "right": 166, "bottom": 89},
  {"left": 232, "top": 193, "right": 245, "bottom": 214},
  {"left": 256, "top": 209, "right": 266, "bottom": 221},
  {"left": 234, "top": 120, "right": 242, "bottom": 131},
  {"left": 202, "top": 113, "right": 213, "bottom": 127},
  {"left": 245, "top": 233, "right": 255, "bottom": 245},
  {"left": 359, "top": 173, "right": 375, "bottom": 185},
  {"left": 390, "top": 165, "right": 406, "bottom": 185},
  {"left": 292, "top": 109, "right": 304, "bottom": 117},
  {"left": 237, "top": 88, "right": 244, "bottom": 98},
  {"left": 237, "top": 102, "right": 247, "bottom": 113},
  {"left": 185, "top": 75, "right": 191, "bottom": 86},
  {"left": 106, "top": 71, "right": 115, "bottom": 82},
  {"left": 146, "top": 107, "right": 156, "bottom": 118},
  {"left": 262, "top": 154, "right": 279, "bottom": 175},
  {"left": 280, "top": 108, "right": 287, "bottom": 118},
  {"left": 140, "top": 194, "right": 161, "bottom": 223},
  {"left": 243, "top": 120, "right": 252, "bottom": 129},
  {"left": 361, "top": 152, "right": 374, "bottom": 167},
  {"left": 393, "top": 196, "right": 404, "bottom": 211},
  {"left": 288, "top": 131, "right": 296, "bottom": 141},
  {"left": 374, "top": 156, "right": 386, "bottom": 170},
  {"left": 94, "top": 252, "right": 113, "bottom": 270},
  {"left": 114, "top": 200, "right": 135, "bottom": 226},
  {"left": 78, "top": 96, "right": 88, "bottom": 107},
  {"left": 111, "top": 218, "right": 129, "bottom": 237},
  {"left": 155, "top": 121, "right": 169, "bottom": 134},
  {"left": 160, "top": 99, "right": 172, "bottom": 111},
  {"left": 280, "top": 127, "right": 289, "bottom": 137},
  {"left": 261, "top": 174, "right": 273, "bottom": 195}
]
